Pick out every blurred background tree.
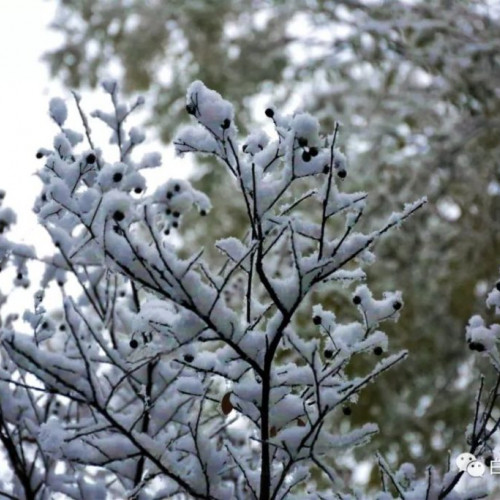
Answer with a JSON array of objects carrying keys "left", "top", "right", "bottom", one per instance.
[{"left": 46, "top": 0, "right": 500, "bottom": 484}]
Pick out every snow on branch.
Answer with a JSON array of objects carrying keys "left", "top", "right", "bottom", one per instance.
[{"left": 0, "top": 80, "right": 493, "bottom": 499}]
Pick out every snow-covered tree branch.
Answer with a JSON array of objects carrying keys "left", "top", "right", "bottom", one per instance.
[{"left": 0, "top": 80, "right": 497, "bottom": 499}]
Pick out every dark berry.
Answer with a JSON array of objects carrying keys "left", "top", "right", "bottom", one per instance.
[
  {"left": 129, "top": 339, "right": 138, "bottom": 349},
  {"left": 57, "top": 281, "right": 64, "bottom": 287},
  {"left": 469, "top": 341, "right": 486, "bottom": 352},
  {"left": 222, "top": 118, "right": 231, "bottom": 129},
  {"left": 309, "top": 147, "right": 319, "bottom": 157},
  {"left": 134, "top": 187, "right": 142, "bottom": 194},
  {"left": 41, "top": 322, "right": 49, "bottom": 329},
  {"left": 342, "top": 406, "right": 352, "bottom": 416},
  {"left": 36, "top": 151, "right": 43, "bottom": 159},
  {"left": 174, "top": 184, "right": 181, "bottom": 192},
  {"left": 186, "top": 104, "right": 196, "bottom": 115},
  {"left": 164, "top": 229, "right": 170, "bottom": 236},
  {"left": 200, "top": 209, "right": 207, "bottom": 216},
  {"left": 323, "top": 165, "right": 329, "bottom": 174},
  {"left": 17, "top": 272, "right": 23, "bottom": 280},
  {"left": 172, "top": 221, "right": 179, "bottom": 228},
  {"left": 59, "top": 324, "right": 66, "bottom": 331},
  {"left": 166, "top": 191, "right": 173, "bottom": 199},
  {"left": 352, "top": 295, "right": 361, "bottom": 305},
  {"left": 41, "top": 194, "right": 47, "bottom": 202},
  {"left": 173, "top": 211, "right": 180, "bottom": 218},
  {"left": 165, "top": 208, "right": 172, "bottom": 215},
  {"left": 496, "top": 282, "right": 500, "bottom": 291},
  {"left": 373, "top": 346, "right": 383, "bottom": 356},
  {"left": 324, "top": 349, "right": 333, "bottom": 359},
  {"left": 313, "top": 315, "right": 322, "bottom": 325},
  {"left": 338, "top": 169, "right": 347, "bottom": 179},
  {"left": 485, "top": 456, "right": 494, "bottom": 467},
  {"left": 302, "top": 150, "right": 311, "bottom": 162},
  {"left": 265, "top": 108, "right": 274, "bottom": 118},
  {"left": 393, "top": 301, "right": 402, "bottom": 310},
  {"left": 86, "top": 153, "right": 96, "bottom": 164},
  {"left": 184, "top": 354, "right": 194, "bottom": 363},
  {"left": 298, "top": 137, "right": 308, "bottom": 147},
  {"left": 113, "top": 210, "right": 125, "bottom": 222},
  {"left": 113, "top": 172, "right": 123, "bottom": 182},
  {"left": 475, "top": 342, "right": 486, "bottom": 352}
]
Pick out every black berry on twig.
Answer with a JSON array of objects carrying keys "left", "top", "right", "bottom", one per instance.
[
  {"left": 342, "top": 406, "right": 352, "bottom": 416},
  {"left": 113, "top": 211, "right": 125, "bottom": 222}
]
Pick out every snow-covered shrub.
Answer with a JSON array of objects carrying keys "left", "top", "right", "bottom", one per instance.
[{"left": 0, "top": 80, "right": 496, "bottom": 499}]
